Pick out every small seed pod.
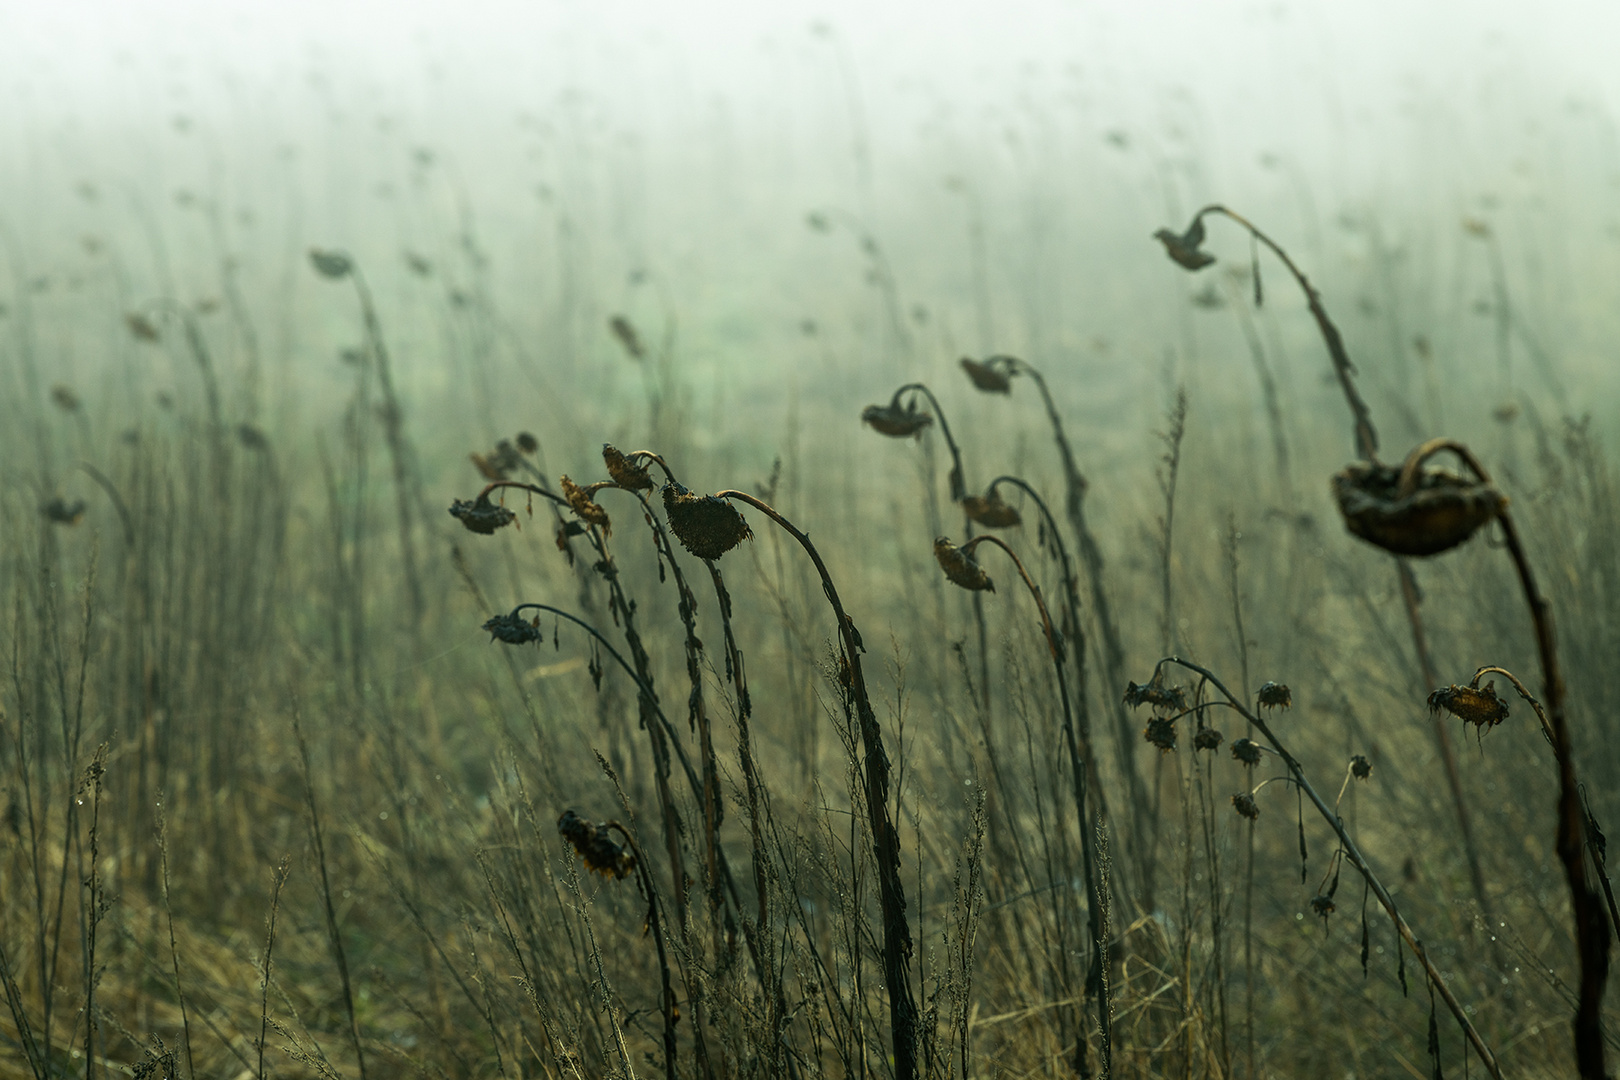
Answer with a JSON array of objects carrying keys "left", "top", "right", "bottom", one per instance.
[
  {"left": 602, "top": 444, "right": 654, "bottom": 491},
  {"left": 1351, "top": 754, "right": 1372, "bottom": 780},
  {"left": 1257, "top": 681, "right": 1292, "bottom": 710},
  {"left": 309, "top": 248, "right": 353, "bottom": 279},
  {"left": 1231, "top": 738, "right": 1263, "bottom": 766},
  {"left": 1310, "top": 894, "right": 1337, "bottom": 919},
  {"left": 934, "top": 537, "right": 995, "bottom": 592},
  {"left": 1144, "top": 715, "right": 1178, "bottom": 752},
  {"left": 1332, "top": 460, "right": 1505, "bottom": 557},
  {"left": 483, "top": 612, "right": 542, "bottom": 645},
  {"left": 561, "top": 476, "right": 612, "bottom": 534},
  {"left": 662, "top": 482, "right": 752, "bottom": 560},
  {"left": 1194, "top": 727, "right": 1224, "bottom": 751},
  {"left": 1153, "top": 218, "right": 1215, "bottom": 271},
  {"left": 1428, "top": 682, "right": 1509, "bottom": 730},
  {"left": 1232, "top": 793, "right": 1260, "bottom": 820},
  {"left": 962, "top": 490, "right": 1022, "bottom": 529},
  {"left": 861, "top": 402, "right": 933, "bottom": 438},
  {"left": 960, "top": 357, "right": 1012, "bottom": 394},
  {"left": 450, "top": 494, "right": 516, "bottom": 535},
  {"left": 557, "top": 810, "right": 635, "bottom": 879}
]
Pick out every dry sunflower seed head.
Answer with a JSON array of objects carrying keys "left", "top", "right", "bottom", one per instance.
[
  {"left": 1231, "top": 738, "right": 1263, "bottom": 765},
  {"left": 1310, "top": 894, "right": 1337, "bottom": 919},
  {"left": 1258, "top": 681, "right": 1292, "bottom": 709},
  {"left": 484, "top": 612, "right": 542, "bottom": 645},
  {"left": 450, "top": 494, "right": 516, "bottom": 535},
  {"left": 861, "top": 401, "right": 933, "bottom": 438},
  {"left": 561, "top": 475, "right": 612, "bottom": 534},
  {"left": 1124, "top": 679, "right": 1189, "bottom": 713},
  {"left": 962, "top": 490, "right": 1022, "bottom": 529},
  {"left": 471, "top": 439, "right": 525, "bottom": 481},
  {"left": 662, "top": 482, "right": 752, "bottom": 560},
  {"left": 602, "top": 444, "right": 654, "bottom": 491},
  {"left": 960, "top": 357, "right": 1012, "bottom": 394},
  {"left": 1194, "top": 727, "right": 1224, "bottom": 752},
  {"left": 1428, "top": 682, "right": 1509, "bottom": 730},
  {"left": 934, "top": 537, "right": 994, "bottom": 592},
  {"left": 1232, "top": 793, "right": 1260, "bottom": 820},
  {"left": 1153, "top": 218, "right": 1216, "bottom": 271},
  {"left": 1332, "top": 460, "right": 1506, "bottom": 557},
  {"left": 1351, "top": 754, "right": 1372, "bottom": 779},
  {"left": 557, "top": 810, "right": 635, "bottom": 879},
  {"left": 1144, "top": 715, "right": 1178, "bottom": 752}
]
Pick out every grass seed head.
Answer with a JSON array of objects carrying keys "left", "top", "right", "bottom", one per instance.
[
  {"left": 934, "top": 537, "right": 995, "bottom": 592},
  {"left": 1351, "top": 754, "right": 1372, "bottom": 779},
  {"left": 561, "top": 475, "right": 612, "bottom": 534},
  {"left": 1153, "top": 217, "right": 1216, "bottom": 271},
  {"left": 1144, "top": 715, "right": 1178, "bottom": 752},
  {"left": 603, "top": 444, "right": 654, "bottom": 491},
  {"left": 557, "top": 810, "right": 635, "bottom": 879},
  {"left": 962, "top": 490, "right": 1022, "bottom": 528},
  {"left": 662, "top": 482, "right": 752, "bottom": 560},
  {"left": 1194, "top": 727, "right": 1224, "bottom": 751},
  {"left": 1231, "top": 738, "right": 1263, "bottom": 765},
  {"left": 1428, "top": 682, "right": 1509, "bottom": 730},
  {"left": 1258, "top": 681, "right": 1292, "bottom": 710},
  {"left": 450, "top": 494, "right": 516, "bottom": 535},
  {"left": 483, "top": 612, "right": 542, "bottom": 645},
  {"left": 1332, "top": 461, "right": 1506, "bottom": 557},
  {"left": 960, "top": 357, "right": 1012, "bottom": 394},
  {"left": 862, "top": 401, "right": 933, "bottom": 438}
]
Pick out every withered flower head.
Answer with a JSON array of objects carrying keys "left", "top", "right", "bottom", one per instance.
[
  {"left": 471, "top": 440, "right": 525, "bottom": 481},
  {"left": 557, "top": 810, "right": 635, "bottom": 879},
  {"left": 1194, "top": 727, "right": 1224, "bottom": 752},
  {"left": 934, "top": 537, "right": 995, "bottom": 592},
  {"left": 41, "top": 498, "right": 86, "bottom": 526},
  {"left": 483, "top": 611, "right": 542, "bottom": 645},
  {"left": 608, "top": 315, "right": 645, "bottom": 360},
  {"left": 1232, "top": 793, "right": 1260, "bottom": 820},
  {"left": 1428, "top": 682, "right": 1509, "bottom": 730},
  {"left": 662, "top": 482, "right": 752, "bottom": 560},
  {"left": 960, "top": 357, "right": 1012, "bottom": 394},
  {"left": 962, "top": 490, "right": 1022, "bottom": 529},
  {"left": 1351, "top": 754, "right": 1372, "bottom": 780},
  {"left": 50, "top": 385, "right": 80, "bottom": 412},
  {"left": 602, "top": 444, "right": 654, "bottom": 491},
  {"left": 1332, "top": 460, "right": 1506, "bottom": 557},
  {"left": 236, "top": 423, "right": 268, "bottom": 451},
  {"left": 561, "top": 475, "right": 612, "bottom": 534},
  {"left": 1144, "top": 715, "right": 1178, "bottom": 752},
  {"left": 125, "top": 312, "right": 161, "bottom": 342},
  {"left": 1258, "top": 681, "right": 1292, "bottom": 710},
  {"left": 516, "top": 432, "right": 539, "bottom": 454},
  {"left": 1310, "top": 894, "right": 1337, "bottom": 919},
  {"left": 1153, "top": 217, "right": 1216, "bottom": 272},
  {"left": 309, "top": 248, "right": 353, "bottom": 279},
  {"left": 861, "top": 401, "right": 933, "bottom": 438},
  {"left": 1124, "top": 679, "right": 1188, "bottom": 713},
  {"left": 1231, "top": 738, "right": 1263, "bottom": 766},
  {"left": 450, "top": 494, "right": 516, "bottom": 535}
]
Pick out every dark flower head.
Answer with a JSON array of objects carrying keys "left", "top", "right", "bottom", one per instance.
[
  {"left": 1153, "top": 217, "right": 1216, "bottom": 271},
  {"left": 1428, "top": 682, "right": 1509, "bottom": 730},
  {"left": 1258, "top": 681, "right": 1292, "bottom": 710},
  {"left": 450, "top": 494, "right": 516, "bottom": 535},
  {"left": 960, "top": 357, "right": 1012, "bottom": 394},
  {"left": 50, "top": 385, "right": 80, "bottom": 412},
  {"left": 1231, "top": 738, "right": 1263, "bottom": 766},
  {"left": 934, "top": 537, "right": 994, "bottom": 592},
  {"left": 1144, "top": 715, "right": 1177, "bottom": 752},
  {"left": 1332, "top": 460, "right": 1506, "bottom": 557},
  {"left": 309, "top": 248, "right": 353, "bottom": 279},
  {"left": 962, "top": 491, "right": 1022, "bottom": 529},
  {"left": 1194, "top": 727, "right": 1224, "bottom": 752},
  {"left": 516, "top": 432, "right": 539, "bottom": 454},
  {"left": 861, "top": 401, "right": 933, "bottom": 438},
  {"left": 557, "top": 810, "right": 635, "bottom": 879},
  {"left": 483, "top": 611, "right": 542, "bottom": 645},
  {"left": 602, "top": 444, "right": 654, "bottom": 491},
  {"left": 126, "top": 312, "right": 161, "bottom": 342},
  {"left": 662, "top": 482, "right": 752, "bottom": 560},
  {"left": 1351, "top": 754, "right": 1372, "bottom": 780},
  {"left": 471, "top": 440, "right": 525, "bottom": 481},
  {"left": 1310, "top": 894, "right": 1336, "bottom": 919},
  {"left": 561, "top": 475, "right": 612, "bottom": 534},
  {"left": 1232, "top": 793, "right": 1260, "bottom": 820},
  {"left": 1124, "top": 679, "right": 1189, "bottom": 713},
  {"left": 41, "top": 498, "right": 86, "bottom": 526},
  {"left": 608, "top": 315, "right": 645, "bottom": 360},
  {"left": 236, "top": 423, "right": 268, "bottom": 451}
]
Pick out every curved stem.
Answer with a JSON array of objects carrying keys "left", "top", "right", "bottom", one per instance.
[
  {"left": 602, "top": 823, "right": 679, "bottom": 1080},
  {"left": 894, "top": 383, "right": 967, "bottom": 502}
]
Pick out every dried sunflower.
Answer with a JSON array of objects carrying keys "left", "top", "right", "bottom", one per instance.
[
  {"left": 662, "top": 482, "right": 752, "bottom": 560},
  {"left": 1332, "top": 460, "right": 1505, "bottom": 557},
  {"left": 934, "top": 537, "right": 994, "bottom": 592},
  {"left": 557, "top": 810, "right": 635, "bottom": 879}
]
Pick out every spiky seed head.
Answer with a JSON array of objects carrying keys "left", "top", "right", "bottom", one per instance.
[
  {"left": 449, "top": 494, "right": 516, "bottom": 535},
  {"left": 934, "top": 537, "right": 995, "bottom": 592},
  {"left": 1332, "top": 460, "right": 1506, "bottom": 557},
  {"left": 309, "top": 248, "right": 353, "bottom": 279},
  {"left": 1232, "top": 793, "right": 1260, "bottom": 820},
  {"left": 561, "top": 475, "right": 612, "bottom": 534},
  {"left": 1144, "top": 715, "right": 1178, "bottom": 752},
  {"left": 1351, "top": 754, "right": 1372, "bottom": 779},
  {"left": 960, "top": 357, "right": 1012, "bottom": 394},
  {"left": 602, "top": 444, "right": 654, "bottom": 491},
  {"left": 557, "top": 810, "right": 635, "bottom": 879},
  {"left": 861, "top": 402, "right": 933, "bottom": 438},
  {"left": 1231, "top": 737, "right": 1263, "bottom": 766},
  {"left": 962, "top": 491, "right": 1023, "bottom": 529},
  {"left": 1428, "top": 682, "right": 1509, "bottom": 730},
  {"left": 662, "top": 482, "right": 752, "bottom": 560},
  {"left": 483, "top": 612, "right": 542, "bottom": 645},
  {"left": 1258, "top": 681, "right": 1292, "bottom": 710},
  {"left": 1153, "top": 218, "right": 1216, "bottom": 271},
  {"left": 1194, "top": 727, "right": 1224, "bottom": 751}
]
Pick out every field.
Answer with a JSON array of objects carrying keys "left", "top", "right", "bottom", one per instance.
[{"left": 2, "top": 7, "right": 1620, "bottom": 1077}]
